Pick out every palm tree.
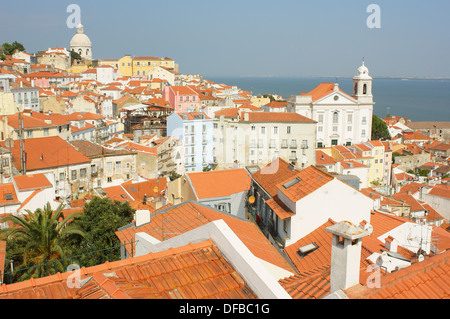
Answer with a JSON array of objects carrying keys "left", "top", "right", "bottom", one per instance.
[{"left": 0, "top": 202, "right": 86, "bottom": 280}]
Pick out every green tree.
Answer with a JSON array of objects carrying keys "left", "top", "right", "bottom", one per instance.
[
  {"left": 70, "top": 50, "right": 82, "bottom": 60},
  {"left": 0, "top": 203, "right": 85, "bottom": 280},
  {"left": 66, "top": 197, "right": 135, "bottom": 266},
  {"left": 169, "top": 171, "right": 182, "bottom": 181},
  {"left": 202, "top": 165, "right": 212, "bottom": 172},
  {"left": 2, "top": 41, "right": 26, "bottom": 56},
  {"left": 371, "top": 114, "right": 391, "bottom": 140}
]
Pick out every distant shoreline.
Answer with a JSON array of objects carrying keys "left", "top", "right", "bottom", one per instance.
[{"left": 205, "top": 75, "right": 450, "bottom": 81}]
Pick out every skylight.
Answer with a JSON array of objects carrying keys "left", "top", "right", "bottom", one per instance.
[
  {"left": 282, "top": 177, "right": 302, "bottom": 189},
  {"left": 4, "top": 193, "right": 13, "bottom": 201},
  {"left": 298, "top": 242, "right": 319, "bottom": 257}
]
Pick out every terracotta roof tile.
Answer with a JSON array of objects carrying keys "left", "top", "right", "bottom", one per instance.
[
  {"left": 427, "top": 184, "right": 450, "bottom": 199},
  {"left": 186, "top": 169, "right": 250, "bottom": 199},
  {"left": 0, "top": 240, "right": 258, "bottom": 299},
  {"left": 252, "top": 157, "right": 299, "bottom": 197},
  {"left": 115, "top": 201, "right": 294, "bottom": 273},
  {"left": 12, "top": 173, "right": 52, "bottom": 191},
  {"left": 345, "top": 250, "right": 450, "bottom": 299},
  {"left": 276, "top": 165, "right": 334, "bottom": 203},
  {"left": 300, "top": 83, "right": 356, "bottom": 102}
]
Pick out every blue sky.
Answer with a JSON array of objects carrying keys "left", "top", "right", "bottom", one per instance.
[{"left": 1, "top": 0, "right": 449, "bottom": 78}]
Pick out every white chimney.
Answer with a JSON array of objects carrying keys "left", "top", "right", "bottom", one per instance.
[
  {"left": 385, "top": 235, "right": 398, "bottom": 253},
  {"left": 325, "top": 220, "right": 372, "bottom": 293},
  {"left": 135, "top": 210, "right": 151, "bottom": 227}
]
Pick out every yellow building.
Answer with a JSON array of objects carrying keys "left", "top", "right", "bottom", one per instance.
[
  {"left": 366, "top": 140, "right": 386, "bottom": 186},
  {"left": 71, "top": 65, "right": 89, "bottom": 74},
  {"left": 115, "top": 55, "right": 178, "bottom": 78},
  {"left": 250, "top": 96, "right": 271, "bottom": 107},
  {"left": 118, "top": 55, "right": 133, "bottom": 77}
]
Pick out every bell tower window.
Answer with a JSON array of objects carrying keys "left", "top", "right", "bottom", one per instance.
[{"left": 363, "top": 84, "right": 367, "bottom": 95}]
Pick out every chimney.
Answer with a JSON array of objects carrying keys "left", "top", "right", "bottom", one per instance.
[
  {"left": 385, "top": 235, "right": 398, "bottom": 253},
  {"left": 135, "top": 210, "right": 151, "bottom": 227},
  {"left": 325, "top": 220, "right": 372, "bottom": 293}
]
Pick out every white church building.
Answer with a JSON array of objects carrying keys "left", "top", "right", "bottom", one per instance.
[
  {"left": 287, "top": 62, "right": 374, "bottom": 148},
  {"left": 70, "top": 24, "right": 93, "bottom": 63}
]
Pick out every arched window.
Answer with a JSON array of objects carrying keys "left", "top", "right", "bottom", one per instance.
[
  {"left": 137, "top": 70, "right": 140, "bottom": 75},
  {"left": 363, "top": 84, "right": 367, "bottom": 95},
  {"left": 86, "top": 48, "right": 90, "bottom": 56},
  {"left": 354, "top": 83, "right": 358, "bottom": 95},
  {"left": 333, "top": 112, "right": 339, "bottom": 124},
  {"left": 78, "top": 48, "right": 82, "bottom": 55}
]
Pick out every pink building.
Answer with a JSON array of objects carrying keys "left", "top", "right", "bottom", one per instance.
[{"left": 163, "top": 85, "right": 200, "bottom": 113}]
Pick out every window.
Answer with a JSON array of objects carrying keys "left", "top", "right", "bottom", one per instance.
[
  {"left": 318, "top": 126, "right": 323, "bottom": 132},
  {"left": 106, "top": 162, "right": 113, "bottom": 171},
  {"left": 362, "top": 116, "right": 367, "bottom": 125},
  {"left": 347, "top": 114, "right": 353, "bottom": 123},
  {"left": 80, "top": 168, "right": 86, "bottom": 178},
  {"left": 347, "top": 126, "right": 352, "bottom": 132},
  {"left": 362, "top": 129, "right": 366, "bottom": 137},
  {"left": 273, "top": 126, "right": 278, "bottom": 134},
  {"left": 363, "top": 84, "right": 367, "bottom": 94},
  {"left": 332, "top": 112, "right": 339, "bottom": 124},
  {"left": 331, "top": 139, "right": 338, "bottom": 146},
  {"left": 251, "top": 125, "right": 255, "bottom": 131},
  {"left": 261, "top": 126, "right": 265, "bottom": 134},
  {"left": 287, "top": 126, "right": 291, "bottom": 134},
  {"left": 317, "top": 142, "right": 323, "bottom": 148},
  {"left": 26, "top": 130, "right": 32, "bottom": 138},
  {"left": 71, "top": 170, "right": 77, "bottom": 180},
  {"left": 115, "top": 161, "right": 122, "bottom": 170},
  {"left": 318, "top": 114, "right": 324, "bottom": 123},
  {"left": 59, "top": 172, "right": 65, "bottom": 181}
]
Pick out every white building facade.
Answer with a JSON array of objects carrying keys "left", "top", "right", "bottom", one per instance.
[{"left": 287, "top": 62, "right": 374, "bottom": 148}]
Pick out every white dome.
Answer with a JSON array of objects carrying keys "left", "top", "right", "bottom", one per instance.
[
  {"left": 354, "top": 61, "right": 372, "bottom": 80},
  {"left": 70, "top": 24, "right": 92, "bottom": 48}
]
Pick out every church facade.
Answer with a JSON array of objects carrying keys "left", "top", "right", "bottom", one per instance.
[{"left": 287, "top": 62, "right": 374, "bottom": 148}]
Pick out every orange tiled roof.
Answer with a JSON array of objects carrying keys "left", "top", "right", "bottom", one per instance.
[
  {"left": 122, "top": 178, "right": 167, "bottom": 202},
  {"left": 252, "top": 157, "right": 299, "bottom": 197},
  {"left": 264, "top": 101, "right": 287, "bottom": 108},
  {"left": 316, "top": 150, "right": 337, "bottom": 166},
  {"left": 276, "top": 165, "right": 334, "bottom": 203},
  {"left": 115, "top": 201, "right": 294, "bottom": 273},
  {"left": 266, "top": 196, "right": 295, "bottom": 220},
  {"left": 0, "top": 183, "right": 19, "bottom": 206},
  {"left": 393, "top": 193, "right": 426, "bottom": 212},
  {"left": 279, "top": 266, "right": 331, "bottom": 299},
  {"left": 240, "top": 112, "right": 316, "bottom": 123},
  {"left": 300, "top": 83, "right": 356, "bottom": 102},
  {"left": 345, "top": 249, "right": 450, "bottom": 299},
  {"left": 398, "top": 182, "right": 429, "bottom": 196},
  {"left": 0, "top": 240, "right": 257, "bottom": 299},
  {"left": 0, "top": 136, "right": 91, "bottom": 172},
  {"left": 186, "top": 169, "right": 250, "bottom": 199},
  {"left": 12, "top": 173, "right": 52, "bottom": 191},
  {"left": 427, "top": 184, "right": 450, "bottom": 199}
]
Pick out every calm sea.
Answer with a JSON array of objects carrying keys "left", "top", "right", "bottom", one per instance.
[{"left": 207, "top": 77, "right": 450, "bottom": 122}]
